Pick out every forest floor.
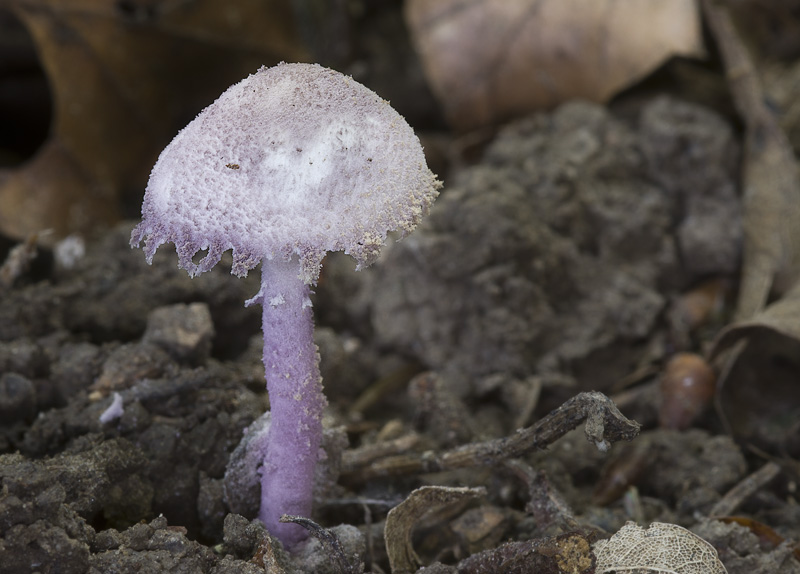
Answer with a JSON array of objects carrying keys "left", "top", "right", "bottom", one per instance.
[{"left": 1, "top": 93, "right": 800, "bottom": 573}]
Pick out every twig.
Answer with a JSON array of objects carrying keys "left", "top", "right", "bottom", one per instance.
[
  {"left": 502, "top": 460, "right": 580, "bottom": 532},
  {"left": 709, "top": 460, "right": 781, "bottom": 517},
  {"left": 279, "top": 515, "right": 358, "bottom": 574},
  {"left": 342, "top": 391, "right": 639, "bottom": 482},
  {"left": 341, "top": 433, "right": 422, "bottom": 470}
]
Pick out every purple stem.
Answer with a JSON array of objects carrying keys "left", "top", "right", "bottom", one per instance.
[{"left": 256, "top": 257, "right": 327, "bottom": 548}]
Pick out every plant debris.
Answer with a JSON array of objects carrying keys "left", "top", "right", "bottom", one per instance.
[{"left": 593, "top": 521, "right": 728, "bottom": 574}]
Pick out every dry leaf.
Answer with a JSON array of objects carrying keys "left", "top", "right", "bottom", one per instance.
[
  {"left": 709, "top": 283, "right": 800, "bottom": 453},
  {"left": 713, "top": 281, "right": 800, "bottom": 356},
  {"left": 2, "top": 0, "right": 307, "bottom": 242},
  {"left": 384, "top": 485, "right": 485, "bottom": 574},
  {"left": 701, "top": 0, "right": 800, "bottom": 320},
  {"left": 702, "top": 1, "right": 800, "bottom": 456},
  {"left": 405, "top": 0, "right": 703, "bottom": 130},
  {"left": 717, "top": 516, "right": 788, "bottom": 550},
  {"left": 0, "top": 232, "right": 41, "bottom": 288},
  {"left": 594, "top": 521, "right": 728, "bottom": 574}
]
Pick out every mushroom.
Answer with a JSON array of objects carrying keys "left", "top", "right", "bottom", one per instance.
[{"left": 131, "top": 63, "right": 440, "bottom": 548}]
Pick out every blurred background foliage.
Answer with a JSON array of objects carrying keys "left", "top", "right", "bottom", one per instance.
[{"left": 0, "top": 0, "right": 799, "bottom": 247}]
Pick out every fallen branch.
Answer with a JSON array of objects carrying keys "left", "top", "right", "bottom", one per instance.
[
  {"left": 710, "top": 460, "right": 781, "bottom": 517},
  {"left": 342, "top": 391, "right": 639, "bottom": 482}
]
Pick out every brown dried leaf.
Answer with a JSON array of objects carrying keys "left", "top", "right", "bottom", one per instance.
[
  {"left": 384, "top": 485, "right": 485, "bottom": 574},
  {"left": 717, "top": 516, "right": 787, "bottom": 550},
  {"left": 696, "top": 2, "right": 800, "bottom": 455},
  {"left": 702, "top": 0, "right": 800, "bottom": 320},
  {"left": 1, "top": 0, "right": 307, "bottom": 242},
  {"left": 594, "top": 521, "right": 728, "bottom": 574},
  {"left": 405, "top": 0, "right": 703, "bottom": 130},
  {"left": 0, "top": 232, "right": 41, "bottom": 288},
  {"left": 709, "top": 283, "right": 800, "bottom": 453},
  {"left": 712, "top": 281, "right": 800, "bottom": 356}
]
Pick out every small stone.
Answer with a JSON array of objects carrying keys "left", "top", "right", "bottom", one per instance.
[
  {"left": 451, "top": 505, "right": 509, "bottom": 555},
  {"left": 51, "top": 342, "right": 105, "bottom": 402},
  {"left": 0, "top": 372, "right": 36, "bottom": 424},
  {"left": 143, "top": 303, "right": 214, "bottom": 366},
  {"left": 0, "top": 339, "right": 46, "bottom": 379},
  {"left": 291, "top": 524, "right": 365, "bottom": 574},
  {"left": 91, "top": 342, "right": 173, "bottom": 395}
]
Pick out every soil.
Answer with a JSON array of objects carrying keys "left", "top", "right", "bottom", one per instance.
[{"left": 1, "top": 96, "right": 799, "bottom": 573}]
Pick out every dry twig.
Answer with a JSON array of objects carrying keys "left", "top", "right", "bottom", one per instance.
[
  {"left": 342, "top": 391, "right": 639, "bottom": 482},
  {"left": 710, "top": 460, "right": 781, "bottom": 517}
]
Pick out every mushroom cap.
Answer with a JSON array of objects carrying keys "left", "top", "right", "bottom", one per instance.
[{"left": 131, "top": 63, "right": 440, "bottom": 284}]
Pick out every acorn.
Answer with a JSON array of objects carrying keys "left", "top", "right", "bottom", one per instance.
[{"left": 658, "top": 353, "right": 716, "bottom": 430}]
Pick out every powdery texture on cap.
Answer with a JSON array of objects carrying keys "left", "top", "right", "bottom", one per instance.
[{"left": 131, "top": 63, "right": 440, "bottom": 284}]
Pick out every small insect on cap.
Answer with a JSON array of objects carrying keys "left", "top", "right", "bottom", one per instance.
[{"left": 131, "top": 63, "right": 440, "bottom": 284}]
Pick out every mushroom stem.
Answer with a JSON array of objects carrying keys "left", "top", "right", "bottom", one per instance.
[{"left": 256, "top": 257, "right": 326, "bottom": 548}]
